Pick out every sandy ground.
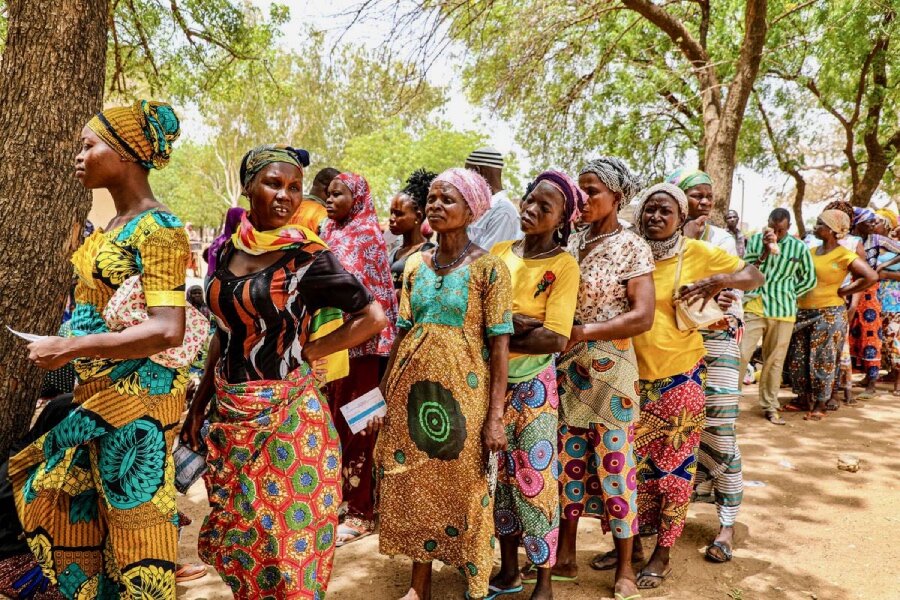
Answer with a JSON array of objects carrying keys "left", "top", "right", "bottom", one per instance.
[{"left": 174, "top": 383, "right": 900, "bottom": 600}]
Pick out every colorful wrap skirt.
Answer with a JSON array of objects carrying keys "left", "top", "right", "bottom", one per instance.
[
  {"left": 849, "top": 286, "right": 883, "bottom": 381},
  {"left": 557, "top": 423, "right": 639, "bottom": 539},
  {"left": 789, "top": 306, "right": 847, "bottom": 403},
  {"left": 635, "top": 360, "right": 707, "bottom": 548},
  {"left": 199, "top": 365, "right": 341, "bottom": 600},
  {"left": 494, "top": 363, "right": 560, "bottom": 567}
]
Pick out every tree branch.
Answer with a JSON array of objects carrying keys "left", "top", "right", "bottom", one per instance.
[{"left": 771, "top": 0, "right": 819, "bottom": 26}]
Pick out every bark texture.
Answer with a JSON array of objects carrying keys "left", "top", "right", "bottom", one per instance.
[{"left": 0, "top": 0, "right": 108, "bottom": 457}]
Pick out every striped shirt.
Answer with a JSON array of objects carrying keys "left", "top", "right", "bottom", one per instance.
[{"left": 743, "top": 233, "right": 817, "bottom": 321}]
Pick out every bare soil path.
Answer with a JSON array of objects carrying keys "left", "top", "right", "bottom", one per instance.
[{"left": 175, "top": 384, "right": 900, "bottom": 599}]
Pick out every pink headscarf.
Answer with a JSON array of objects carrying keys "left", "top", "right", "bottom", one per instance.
[
  {"left": 433, "top": 167, "right": 492, "bottom": 222},
  {"left": 320, "top": 173, "right": 398, "bottom": 357}
]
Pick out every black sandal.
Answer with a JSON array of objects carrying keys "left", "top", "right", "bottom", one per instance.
[{"left": 636, "top": 568, "right": 671, "bottom": 590}]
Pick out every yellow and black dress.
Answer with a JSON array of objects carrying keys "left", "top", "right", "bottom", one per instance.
[{"left": 10, "top": 209, "right": 189, "bottom": 599}]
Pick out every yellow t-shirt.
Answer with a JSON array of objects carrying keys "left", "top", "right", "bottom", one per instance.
[
  {"left": 797, "top": 246, "right": 858, "bottom": 310},
  {"left": 491, "top": 241, "right": 580, "bottom": 380},
  {"left": 633, "top": 238, "right": 744, "bottom": 381},
  {"left": 290, "top": 200, "right": 327, "bottom": 233}
]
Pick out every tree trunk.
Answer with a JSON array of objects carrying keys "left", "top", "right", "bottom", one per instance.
[
  {"left": 791, "top": 172, "right": 807, "bottom": 238},
  {"left": 0, "top": 0, "right": 108, "bottom": 457}
]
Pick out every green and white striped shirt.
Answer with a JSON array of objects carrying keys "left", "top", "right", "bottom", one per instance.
[{"left": 743, "top": 233, "right": 817, "bottom": 321}]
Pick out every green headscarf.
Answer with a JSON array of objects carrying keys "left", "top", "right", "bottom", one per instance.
[{"left": 665, "top": 167, "right": 713, "bottom": 191}]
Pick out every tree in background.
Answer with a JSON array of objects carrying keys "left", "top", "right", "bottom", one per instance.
[
  {"left": 766, "top": 1, "right": 899, "bottom": 208},
  {"left": 0, "top": 0, "right": 281, "bottom": 457},
  {"left": 360, "top": 0, "right": 775, "bottom": 218}
]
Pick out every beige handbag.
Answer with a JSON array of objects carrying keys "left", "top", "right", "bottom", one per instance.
[{"left": 673, "top": 239, "right": 726, "bottom": 331}]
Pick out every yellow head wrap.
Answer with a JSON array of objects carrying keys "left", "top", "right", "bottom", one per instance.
[
  {"left": 87, "top": 100, "right": 180, "bottom": 169},
  {"left": 876, "top": 208, "right": 898, "bottom": 229}
]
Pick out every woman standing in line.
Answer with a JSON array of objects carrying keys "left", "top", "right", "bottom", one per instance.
[
  {"left": 791, "top": 210, "right": 877, "bottom": 420},
  {"left": 630, "top": 183, "right": 763, "bottom": 590},
  {"left": 321, "top": 173, "right": 398, "bottom": 545},
  {"left": 182, "top": 144, "right": 388, "bottom": 598},
  {"left": 13, "top": 100, "right": 188, "bottom": 598},
  {"left": 373, "top": 168, "right": 513, "bottom": 600},
  {"left": 873, "top": 210, "right": 900, "bottom": 395},
  {"left": 666, "top": 167, "right": 745, "bottom": 564},
  {"left": 487, "top": 171, "right": 581, "bottom": 600},
  {"left": 848, "top": 207, "right": 900, "bottom": 398},
  {"left": 389, "top": 169, "right": 438, "bottom": 297},
  {"left": 547, "top": 158, "right": 653, "bottom": 600}
]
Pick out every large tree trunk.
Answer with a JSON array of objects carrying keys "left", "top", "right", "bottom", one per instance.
[{"left": 0, "top": 0, "right": 108, "bottom": 457}]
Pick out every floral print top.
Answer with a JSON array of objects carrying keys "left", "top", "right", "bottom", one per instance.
[{"left": 565, "top": 227, "right": 655, "bottom": 324}]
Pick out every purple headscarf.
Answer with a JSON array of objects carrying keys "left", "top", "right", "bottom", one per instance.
[
  {"left": 527, "top": 170, "right": 585, "bottom": 245},
  {"left": 205, "top": 206, "right": 245, "bottom": 274},
  {"left": 432, "top": 168, "right": 492, "bottom": 222}
]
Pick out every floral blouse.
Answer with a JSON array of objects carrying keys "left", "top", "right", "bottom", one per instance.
[{"left": 565, "top": 227, "right": 655, "bottom": 323}]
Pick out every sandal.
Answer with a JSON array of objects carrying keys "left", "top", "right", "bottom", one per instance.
[
  {"left": 843, "top": 396, "right": 860, "bottom": 405},
  {"left": 520, "top": 562, "right": 577, "bottom": 583},
  {"left": 589, "top": 549, "right": 642, "bottom": 571},
  {"left": 765, "top": 411, "right": 786, "bottom": 425},
  {"left": 175, "top": 563, "right": 207, "bottom": 583},
  {"left": 465, "top": 585, "right": 524, "bottom": 600},
  {"left": 636, "top": 568, "right": 671, "bottom": 590},
  {"left": 803, "top": 411, "right": 825, "bottom": 421},
  {"left": 705, "top": 540, "right": 733, "bottom": 563},
  {"left": 335, "top": 519, "right": 374, "bottom": 547},
  {"left": 825, "top": 400, "right": 839, "bottom": 411}
]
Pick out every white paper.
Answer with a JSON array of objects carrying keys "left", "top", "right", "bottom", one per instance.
[
  {"left": 339, "top": 387, "right": 387, "bottom": 434},
  {"left": 6, "top": 326, "right": 46, "bottom": 343}
]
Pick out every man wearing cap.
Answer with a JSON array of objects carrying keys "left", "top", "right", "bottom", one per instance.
[{"left": 465, "top": 147, "right": 523, "bottom": 250}]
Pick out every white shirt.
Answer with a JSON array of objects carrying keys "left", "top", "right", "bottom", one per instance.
[{"left": 468, "top": 190, "right": 523, "bottom": 251}]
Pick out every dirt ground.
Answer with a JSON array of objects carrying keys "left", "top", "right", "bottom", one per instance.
[{"left": 175, "top": 382, "right": 900, "bottom": 600}]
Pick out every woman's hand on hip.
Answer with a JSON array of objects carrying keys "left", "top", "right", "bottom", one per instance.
[{"left": 27, "top": 336, "right": 74, "bottom": 371}]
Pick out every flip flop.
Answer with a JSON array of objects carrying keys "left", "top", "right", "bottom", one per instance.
[
  {"left": 705, "top": 540, "right": 733, "bottom": 563},
  {"left": 636, "top": 568, "right": 671, "bottom": 590},
  {"left": 175, "top": 563, "right": 207, "bottom": 583},
  {"left": 803, "top": 411, "right": 825, "bottom": 421},
  {"left": 588, "top": 549, "right": 642, "bottom": 571},
  {"left": 335, "top": 522, "right": 373, "bottom": 547},
  {"left": 520, "top": 562, "right": 577, "bottom": 583},
  {"left": 464, "top": 585, "right": 524, "bottom": 600}
]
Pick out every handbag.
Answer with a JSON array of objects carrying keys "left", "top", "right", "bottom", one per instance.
[
  {"left": 103, "top": 275, "right": 209, "bottom": 369},
  {"left": 673, "top": 239, "right": 726, "bottom": 331}
]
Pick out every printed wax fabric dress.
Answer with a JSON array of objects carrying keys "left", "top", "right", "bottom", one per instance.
[
  {"left": 376, "top": 253, "right": 513, "bottom": 599},
  {"left": 200, "top": 240, "right": 373, "bottom": 600},
  {"left": 10, "top": 209, "right": 190, "bottom": 600}
]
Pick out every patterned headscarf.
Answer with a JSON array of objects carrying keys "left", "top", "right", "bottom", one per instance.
[
  {"left": 820, "top": 209, "right": 851, "bottom": 239},
  {"left": 634, "top": 182, "right": 689, "bottom": 261},
  {"left": 239, "top": 144, "right": 310, "bottom": 188},
  {"left": 87, "top": 100, "right": 180, "bottom": 169},
  {"left": 320, "top": 173, "right": 398, "bottom": 357},
  {"left": 666, "top": 167, "right": 713, "bottom": 191},
  {"left": 526, "top": 170, "right": 584, "bottom": 245},
  {"left": 579, "top": 157, "right": 642, "bottom": 207},
  {"left": 432, "top": 168, "right": 492, "bottom": 222},
  {"left": 852, "top": 207, "right": 877, "bottom": 228}
]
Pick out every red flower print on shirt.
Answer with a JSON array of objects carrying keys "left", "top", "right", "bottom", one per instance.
[{"left": 534, "top": 271, "right": 556, "bottom": 297}]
